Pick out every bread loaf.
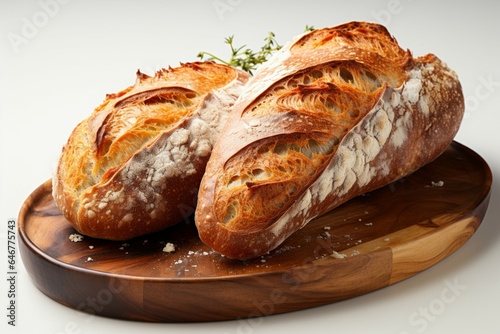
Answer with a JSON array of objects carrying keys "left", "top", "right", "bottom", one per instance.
[
  {"left": 195, "top": 22, "right": 465, "bottom": 260},
  {"left": 53, "top": 62, "right": 250, "bottom": 240}
]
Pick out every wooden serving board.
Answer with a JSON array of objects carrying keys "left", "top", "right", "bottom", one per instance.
[{"left": 18, "top": 141, "right": 492, "bottom": 322}]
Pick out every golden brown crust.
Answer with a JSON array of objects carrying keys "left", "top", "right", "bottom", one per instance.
[
  {"left": 53, "top": 62, "right": 250, "bottom": 240},
  {"left": 195, "top": 22, "right": 464, "bottom": 259}
]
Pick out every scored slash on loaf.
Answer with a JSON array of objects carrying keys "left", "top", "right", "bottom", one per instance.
[
  {"left": 194, "top": 21, "right": 465, "bottom": 260},
  {"left": 52, "top": 62, "right": 249, "bottom": 240}
]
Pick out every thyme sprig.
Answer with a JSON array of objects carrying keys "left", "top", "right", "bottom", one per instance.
[
  {"left": 197, "top": 32, "right": 282, "bottom": 74},
  {"left": 197, "top": 26, "right": 314, "bottom": 74}
]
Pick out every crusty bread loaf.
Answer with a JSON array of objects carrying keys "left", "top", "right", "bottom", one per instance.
[
  {"left": 195, "top": 22, "right": 465, "bottom": 260},
  {"left": 53, "top": 62, "right": 250, "bottom": 240}
]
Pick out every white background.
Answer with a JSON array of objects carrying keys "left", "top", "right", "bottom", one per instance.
[{"left": 1, "top": 0, "right": 499, "bottom": 333}]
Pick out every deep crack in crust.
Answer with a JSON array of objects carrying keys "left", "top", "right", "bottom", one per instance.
[
  {"left": 195, "top": 22, "right": 465, "bottom": 260},
  {"left": 53, "top": 62, "right": 250, "bottom": 240}
]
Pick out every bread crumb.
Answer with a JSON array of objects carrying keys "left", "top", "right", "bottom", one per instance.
[
  {"left": 431, "top": 180, "right": 444, "bottom": 187},
  {"left": 162, "top": 242, "right": 176, "bottom": 253},
  {"left": 331, "top": 251, "right": 347, "bottom": 259},
  {"left": 86, "top": 257, "right": 93, "bottom": 262},
  {"left": 69, "top": 233, "right": 84, "bottom": 242},
  {"left": 88, "top": 245, "right": 94, "bottom": 249}
]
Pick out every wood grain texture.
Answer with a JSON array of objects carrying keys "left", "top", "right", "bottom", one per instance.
[{"left": 18, "top": 141, "right": 491, "bottom": 322}]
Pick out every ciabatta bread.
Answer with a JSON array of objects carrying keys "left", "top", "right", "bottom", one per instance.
[
  {"left": 53, "top": 62, "right": 249, "bottom": 240},
  {"left": 195, "top": 22, "right": 465, "bottom": 259}
]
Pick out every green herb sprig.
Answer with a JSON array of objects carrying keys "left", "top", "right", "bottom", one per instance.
[
  {"left": 197, "top": 26, "right": 314, "bottom": 75},
  {"left": 197, "top": 32, "right": 282, "bottom": 75}
]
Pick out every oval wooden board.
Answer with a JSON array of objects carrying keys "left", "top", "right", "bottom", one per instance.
[{"left": 18, "top": 141, "right": 492, "bottom": 322}]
